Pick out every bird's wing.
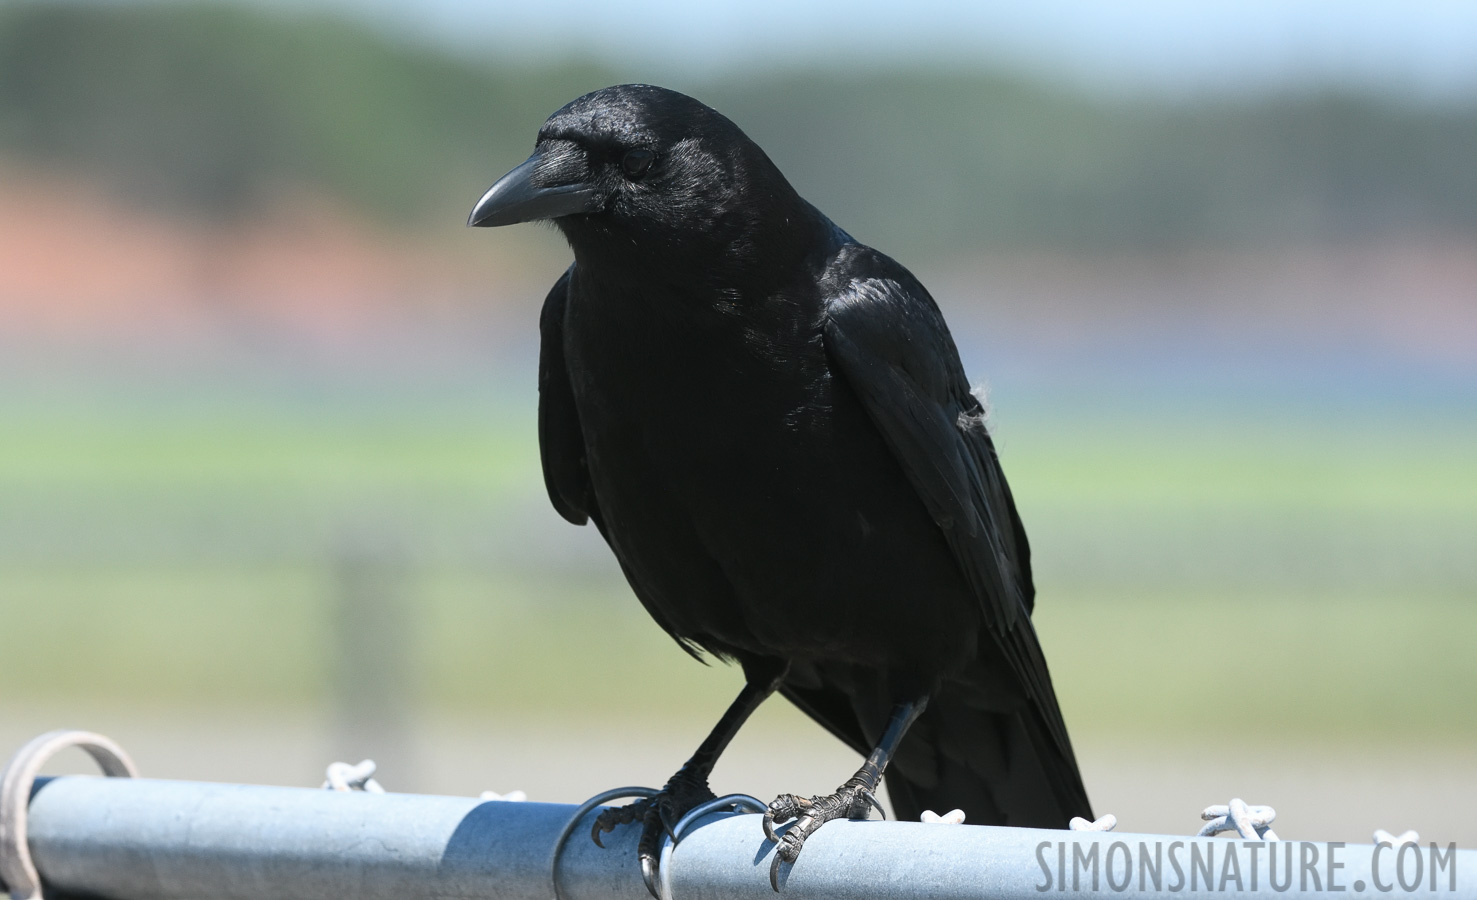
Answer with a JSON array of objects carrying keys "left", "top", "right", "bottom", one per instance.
[
  {"left": 821, "top": 248, "right": 1078, "bottom": 763},
  {"left": 538, "top": 266, "right": 600, "bottom": 526},
  {"left": 537, "top": 266, "right": 703, "bottom": 660}
]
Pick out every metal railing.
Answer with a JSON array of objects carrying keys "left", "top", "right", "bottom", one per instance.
[{"left": 2, "top": 731, "right": 1472, "bottom": 900}]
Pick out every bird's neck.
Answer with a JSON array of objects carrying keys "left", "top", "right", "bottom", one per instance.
[{"left": 564, "top": 199, "right": 837, "bottom": 298}]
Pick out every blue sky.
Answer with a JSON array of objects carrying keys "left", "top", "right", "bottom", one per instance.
[{"left": 245, "top": 0, "right": 1477, "bottom": 97}]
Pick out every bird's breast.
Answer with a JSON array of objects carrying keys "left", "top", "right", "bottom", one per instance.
[
  {"left": 563, "top": 278, "right": 832, "bottom": 478},
  {"left": 559, "top": 275, "right": 979, "bottom": 668}
]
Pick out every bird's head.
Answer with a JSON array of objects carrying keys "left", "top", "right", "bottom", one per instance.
[{"left": 468, "top": 84, "right": 812, "bottom": 271}]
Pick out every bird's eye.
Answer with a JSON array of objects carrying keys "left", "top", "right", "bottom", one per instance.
[{"left": 621, "top": 148, "right": 655, "bottom": 180}]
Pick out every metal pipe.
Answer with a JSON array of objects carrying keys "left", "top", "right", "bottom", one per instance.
[{"left": 16, "top": 776, "right": 1476, "bottom": 899}]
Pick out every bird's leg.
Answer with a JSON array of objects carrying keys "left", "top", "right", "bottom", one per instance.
[
  {"left": 764, "top": 696, "right": 928, "bottom": 890},
  {"left": 591, "top": 662, "right": 787, "bottom": 895}
]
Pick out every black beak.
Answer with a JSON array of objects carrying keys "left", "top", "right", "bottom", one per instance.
[{"left": 467, "top": 151, "right": 603, "bottom": 227}]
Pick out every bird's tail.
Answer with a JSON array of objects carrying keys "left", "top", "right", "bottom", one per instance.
[{"left": 882, "top": 674, "right": 1092, "bottom": 827}]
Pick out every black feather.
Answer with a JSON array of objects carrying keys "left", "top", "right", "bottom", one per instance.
[{"left": 516, "top": 83, "right": 1090, "bottom": 827}]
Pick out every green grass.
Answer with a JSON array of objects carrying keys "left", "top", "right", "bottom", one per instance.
[
  {"left": 0, "top": 404, "right": 534, "bottom": 494},
  {"left": 2, "top": 564, "right": 1473, "bottom": 742},
  {"left": 1038, "top": 590, "right": 1477, "bottom": 740},
  {"left": 0, "top": 563, "right": 328, "bottom": 705},
  {"left": 0, "top": 392, "right": 1473, "bottom": 741},
  {"left": 1007, "top": 410, "right": 1477, "bottom": 515}
]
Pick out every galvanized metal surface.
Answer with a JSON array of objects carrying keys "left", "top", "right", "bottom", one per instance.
[
  {"left": 0, "top": 730, "right": 138, "bottom": 900},
  {"left": 24, "top": 776, "right": 645, "bottom": 900},
  {"left": 15, "top": 775, "right": 1477, "bottom": 899}
]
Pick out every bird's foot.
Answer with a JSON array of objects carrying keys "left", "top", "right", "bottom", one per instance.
[
  {"left": 763, "top": 776, "right": 885, "bottom": 890},
  {"left": 590, "top": 769, "right": 717, "bottom": 896}
]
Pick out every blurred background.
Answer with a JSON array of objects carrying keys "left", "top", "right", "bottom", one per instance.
[{"left": 1, "top": 0, "right": 1473, "bottom": 844}]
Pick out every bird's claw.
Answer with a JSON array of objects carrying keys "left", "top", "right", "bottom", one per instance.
[
  {"left": 640, "top": 854, "right": 661, "bottom": 900},
  {"left": 591, "top": 798, "right": 665, "bottom": 897},
  {"left": 591, "top": 773, "right": 716, "bottom": 896},
  {"left": 763, "top": 782, "right": 881, "bottom": 890},
  {"left": 763, "top": 793, "right": 811, "bottom": 843},
  {"left": 768, "top": 815, "right": 818, "bottom": 890},
  {"left": 590, "top": 797, "right": 651, "bottom": 848}
]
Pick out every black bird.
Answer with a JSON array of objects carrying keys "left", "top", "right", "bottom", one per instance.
[{"left": 469, "top": 84, "right": 1091, "bottom": 891}]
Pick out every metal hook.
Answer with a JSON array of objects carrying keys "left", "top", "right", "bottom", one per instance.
[
  {"left": 657, "top": 794, "right": 768, "bottom": 900},
  {"left": 1, "top": 730, "right": 138, "bottom": 900},
  {"left": 550, "top": 786, "right": 660, "bottom": 900}
]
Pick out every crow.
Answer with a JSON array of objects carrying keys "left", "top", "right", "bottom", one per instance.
[{"left": 469, "top": 84, "right": 1091, "bottom": 892}]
